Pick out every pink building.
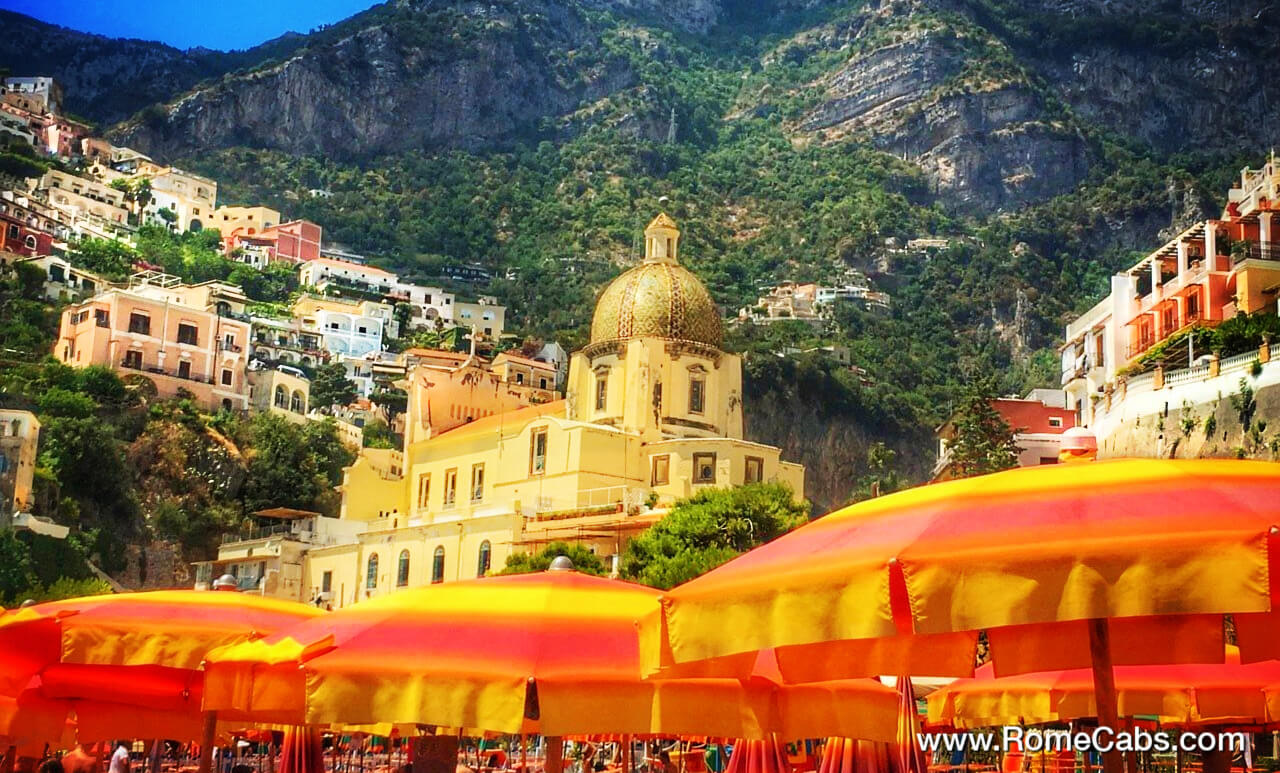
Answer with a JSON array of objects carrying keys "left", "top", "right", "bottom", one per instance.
[
  {"left": 273, "top": 220, "right": 322, "bottom": 263},
  {"left": 55, "top": 272, "right": 253, "bottom": 412}
]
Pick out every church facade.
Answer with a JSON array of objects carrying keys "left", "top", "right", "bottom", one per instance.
[{"left": 228, "top": 215, "right": 804, "bottom": 607}]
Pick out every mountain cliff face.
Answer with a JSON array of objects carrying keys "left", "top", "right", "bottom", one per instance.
[
  {"left": 112, "top": 1, "right": 636, "bottom": 158},
  {"left": 102, "top": 0, "right": 1280, "bottom": 213}
]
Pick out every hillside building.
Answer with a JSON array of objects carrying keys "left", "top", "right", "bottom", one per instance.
[
  {"left": 143, "top": 168, "right": 217, "bottom": 233},
  {"left": 1062, "top": 153, "right": 1280, "bottom": 426},
  {"left": 54, "top": 271, "right": 253, "bottom": 412},
  {"left": 0, "top": 409, "right": 40, "bottom": 520},
  {"left": 36, "top": 170, "right": 129, "bottom": 225},
  {"left": 203, "top": 214, "right": 804, "bottom": 604}
]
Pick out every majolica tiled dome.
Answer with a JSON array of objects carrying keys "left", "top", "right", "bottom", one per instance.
[{"left": 589, "top": 214, "right": 723, "bottom": 349}]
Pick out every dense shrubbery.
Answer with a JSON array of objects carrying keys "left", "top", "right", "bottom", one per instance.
[{"left": 621, "top": 483, "right": 809, "bottom": 589}]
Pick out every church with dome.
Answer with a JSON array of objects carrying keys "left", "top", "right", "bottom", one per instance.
[{"left": 279, "top": 215, "right": 803, "bottom": 605}]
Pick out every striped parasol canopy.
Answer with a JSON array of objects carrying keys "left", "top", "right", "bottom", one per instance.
[
  {"left": 0, "top": 590, "right": 322, "bottom": 744},
  {"left": 929, "top": 646, "right": 1280, "bottom": 728},
  {"left": 204, "top": 569, "right": 899, "bottom": 739},
  {"left": 644, "top": 459, "right": 1280, "bottom": 681}
]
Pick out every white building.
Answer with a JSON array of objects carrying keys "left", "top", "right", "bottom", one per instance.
[
  {"left": 299, "top": 257, "right": 397, "bottom": 293},
  {"left": 392, "top": 281, "right": 456, "bottom": 328},
  {"left": 293, "top": 296, "right": 394, "bottom": 358}
]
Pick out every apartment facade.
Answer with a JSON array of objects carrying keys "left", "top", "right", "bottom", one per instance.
[
  {"left": 455, "top": 297, "right": 506, "bottom": 339},
  {"left": 1062, "top": 154, "right": 1280, "bottom": 426},
  {"left": 299, "top": 257, "right": 397, "bottom": 293},
  {"left": 292, "top": 295, "right": 395, "bottom": 357},
  {"left": 274, "top": 220, "right": 322, "bottom": 263},
  {"left": 37, "top": 170, "right": 128, "bottom": 224},
  {"left": 55, "top": 272, "right": 253, "bottom": 411},
  {"left": 211, "top": 205, "right": 281, "bottom": 242}
]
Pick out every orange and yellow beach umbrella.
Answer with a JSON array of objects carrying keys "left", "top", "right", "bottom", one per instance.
[
  {"left": 0, "top": 590, "right": 322, "bottom": 744},
  {"left": 204, "top": 569, "right": 898, "bottom": 740},
  {"left": 645, "top": 459, "right": 1280, "bottom": 681},
  {"left": 928, "top": 646, "right": 1280, "bottom": 729}
]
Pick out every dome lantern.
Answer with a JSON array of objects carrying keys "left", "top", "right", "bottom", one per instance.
[{"left": 644, "top": 212, "right": 680, "bottom": 264}]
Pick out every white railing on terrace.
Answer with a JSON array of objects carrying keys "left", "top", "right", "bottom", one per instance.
[
  {"left": 1220, "top": 351, "right": 1259, "bottom": 373},
  {"left": 532, "top": 486, "right": 648, "bottom": 516},
  {"left": 1126, "top": 371, "right": 1155, "bottom": 388},
  {"left": 1164, "top": 365, "right": 1211, "bottom": 388}
]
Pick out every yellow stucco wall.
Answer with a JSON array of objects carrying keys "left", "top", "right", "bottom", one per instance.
[{"left": 1234, "top": 262, "right": 1280, "bottom": 315}]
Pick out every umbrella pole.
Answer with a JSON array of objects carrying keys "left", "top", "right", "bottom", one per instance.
[
  {"left": 1087, "top": 620, "right": 1124, "bottom": 773},
  {"left": 198, "top": 712, "right": 219, "bottom": 773},
  {"left": 546, "top": 738, "right": 563, "bottom": 773}
]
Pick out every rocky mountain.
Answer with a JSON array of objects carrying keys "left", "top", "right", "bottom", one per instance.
[
  {"left": 113, "top": 0, "right": 637, "bottom": 158},
  {"left": 102, "top": 0, "right": 1280, "bottom": 215},
  {"left": 17, "top": 0, "right": 1280, "bottom": 506},
  {"left": 0, "top": 10, "right": 226, "bottom": 125}
]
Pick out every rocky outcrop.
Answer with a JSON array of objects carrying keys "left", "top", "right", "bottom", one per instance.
[
  {"left": 796, "top": 22, "right": 1089, "bottom": 210},
  {"left": 111, "top": 0, "right": 636, "bottom": 160}
]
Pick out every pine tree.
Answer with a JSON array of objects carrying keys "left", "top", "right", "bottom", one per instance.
[{"left": 948, "top": 383, "right": 1022, "bottom": 478}]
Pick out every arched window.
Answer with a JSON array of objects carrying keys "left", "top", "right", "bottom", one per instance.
[
  {"left": 366, "top": 553, "right": 379, "bottom": 589},
  {"left": 397, "top": 549, "right": 410, "bottom": 587},
  {"left": 291, "top": 390, "right": 305, "bottom": 413},
  {"left": 274, "top": 385, "right": 287, "bottom": 408},
  {"left": 477, "top": 541, "right": 491, "bottom": 578},
  {"left": 431, "top": 546, "right": 446, "bottom": 584},
  {"left": 24, "top": 235, "right": 36, "bottom": 250}
]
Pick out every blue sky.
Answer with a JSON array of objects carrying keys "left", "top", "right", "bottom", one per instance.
[{"left": 1, "top": 0, "right": 381, "bottom": 51}]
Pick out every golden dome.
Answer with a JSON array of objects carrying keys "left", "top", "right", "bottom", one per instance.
[{"left": 589, "top": 213, "right": 723, "bottom": 348}]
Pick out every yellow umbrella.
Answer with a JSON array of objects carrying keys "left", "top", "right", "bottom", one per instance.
[
  {"left": 204, "top": 569, "right": 899, "bottom": 740},
  {"left": 0, "top": 591, "right": 321, "bottom": 763},
  {"left": 643, "top": 459, "right": 1280, "bottom": 773}
]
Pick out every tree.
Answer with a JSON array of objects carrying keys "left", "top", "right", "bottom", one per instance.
[
  {"left": 621, "top": 483, "right": 809, "bottom": 589},
  {"left": 240, "top": 414, "right": 353, "bottom": 517},
  {"left": 499, "top": 541, "right": 607, "bottom": 576},
  {"left": 946, "top": 382, "right": 1022, "bottom": 478},
  {"left": 850, "top": 442, "right": 903, "bottom": 502},
  {"left": 71, "top": 238, "right": 137, "bottom": 279},
  {"left": 0, "top": 531, "right": 36, "bottom": 604},
  {"left": 362, "top": 419, "right": 396, "bottom": 448},
  {"left": 309, "top": 363, "right": 357, "bottom": 412}
]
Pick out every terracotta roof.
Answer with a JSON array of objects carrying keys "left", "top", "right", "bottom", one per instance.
[{"left": 433, "top": 400, "right": 565, "bottom": 442}]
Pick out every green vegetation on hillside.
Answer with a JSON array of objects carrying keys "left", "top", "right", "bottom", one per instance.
[{"left": 0, "top": 260, "right": 354, "bottom": 596}]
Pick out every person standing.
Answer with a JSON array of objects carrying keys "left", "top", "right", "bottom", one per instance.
[{"left": 108, "top": 744, "right": 129, "bottom": 773}]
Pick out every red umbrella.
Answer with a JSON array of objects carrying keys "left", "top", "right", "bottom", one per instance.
[
  {"left": 725, "top": 738, "right": 789, "bottom": 773},
  {"left": 894, "top": 678, "right": 927, "bottom": 773},
  {"left": 279, "top": 727, "right": 325, "bottom": 773}
]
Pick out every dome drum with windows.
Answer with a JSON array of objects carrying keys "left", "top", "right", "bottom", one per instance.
[{"left": 589, "top": 214, "right": 723, "bottom": 350}]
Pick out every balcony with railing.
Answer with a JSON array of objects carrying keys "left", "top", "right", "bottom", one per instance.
[
  {"left": 120, "top": 359, "right": 215, "bottom": 385},
  {"left": 1231, "top": 241, "right": 1280, "bottom": 265}
]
